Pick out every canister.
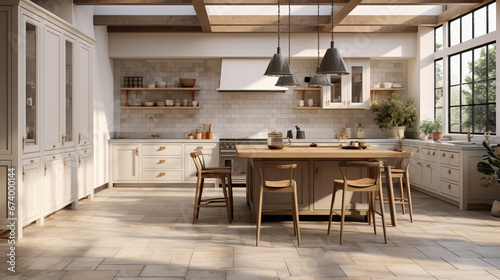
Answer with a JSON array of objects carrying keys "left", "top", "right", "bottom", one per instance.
[{"left": 343, "top": 128, "right": 353, "bottom": 139}]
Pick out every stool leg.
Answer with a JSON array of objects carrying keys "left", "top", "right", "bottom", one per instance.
[
  {"left": 377, "top": 183, "right": 388, "bottom": 244},
  {"left": 228, "top": 173, "right": 233, "bottom": 220},
  {"left": 256, "top": 185, "right": 264, "bottom": 246},
  {"left": 340, "top": 187, "right": 346, "bottom": 244},
  {"left": 193, "top": 176, "right": 203, "bottom": 224},
  {"left": 220, "top": 175, "right": 232, "bottom": 223},
  {"left": 398, "top": 177, "right": 405, "bottom": 214},
  {"left": 292, "top": 185, "right": 301, "bottom": 246},
  {"left": 370, "top": 191, "right": 377, "bottom": 235},
  {"left": 327, "top": 185, "right": 337, "bottom": 235},
  {"left": 404, "top": 172, "right": 414, "bottom": 223}
]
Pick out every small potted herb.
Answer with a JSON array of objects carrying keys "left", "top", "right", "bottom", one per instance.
[
  {"left": 371, "top": 91, "right": 417, "bottom": 139},
  {"left": 419, "top": 118, "right": 442, "bottom": 141}
]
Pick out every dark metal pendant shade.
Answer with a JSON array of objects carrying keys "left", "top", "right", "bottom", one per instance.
[
  {"left": 309, "top": 66, "right": 331, "bottom": 87},
  {"left": 318, "top": 41, "right": 350, "bottom": 75},
  {"left": 275, "top": 71, "right": 300, "bottom": 87},
  {"left": 264, "top": 47, "right": 293, "bottom": 77}
]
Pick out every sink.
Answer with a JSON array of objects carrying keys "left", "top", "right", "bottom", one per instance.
[{"left": 441, "top": 140, "right": 482, "bottom": 145}]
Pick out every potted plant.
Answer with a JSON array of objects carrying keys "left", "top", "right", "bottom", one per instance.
[
  {"left": 372, "top": 91, "right": 417, "bottom": 139},
  {"left": 476, "top": 140, "right": 500, "bottom": 217},
  {"left": 419, "top": 118, "right": 443, "bottom": 141}
]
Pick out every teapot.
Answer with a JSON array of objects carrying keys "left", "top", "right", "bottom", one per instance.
[{"left": 267, "top": 131, "right": 291, "bottom": 149}]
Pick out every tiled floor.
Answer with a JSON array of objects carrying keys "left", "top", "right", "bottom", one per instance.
[{"left": 1, "top": 186, "right": 500, "bottom": 280}]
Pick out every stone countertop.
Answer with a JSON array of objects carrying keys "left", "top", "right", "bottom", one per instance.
[
  {"left": 401, "top": 139, "right": 485, "bottom": 150},
  {"left": 109, "top": 138, "right": 220, "bottom": 143}
]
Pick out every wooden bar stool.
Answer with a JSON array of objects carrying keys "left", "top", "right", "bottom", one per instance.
[
  {"left": 327, "top": 160, "right": 387, "bottom": 244},
  {"left": 190, "top": 150, "right": 233, "bottom": 224},
  {"left": 256, "top": 164, "right": 300, "bottom": 246},
  {"left": 381, "top": 149, "right": 414, "bottom": 223}
]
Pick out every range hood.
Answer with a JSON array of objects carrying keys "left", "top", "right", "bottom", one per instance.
[{"left": 217, "top": 58, "right": 288, "bottom": 92}]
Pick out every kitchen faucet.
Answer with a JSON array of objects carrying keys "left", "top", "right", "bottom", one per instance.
[{"left": 467, "top": 127, "right": 473, "bottom": 142}]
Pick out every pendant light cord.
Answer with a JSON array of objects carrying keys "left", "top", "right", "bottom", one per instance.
[
  {"left": 278, "top": 0, "right": 281, "bottom": 50},
  {"left": 317, "top": 0, "right": 320, "bottom": 66},
  {"left": 331, "top": 0, "right": 334, "bottom": 42},
  {"left": 288, "top": 0, "right": 291, "bottom": 64}
]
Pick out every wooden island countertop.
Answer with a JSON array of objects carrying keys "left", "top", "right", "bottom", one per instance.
[{"left": 236, "top": 144, "right": 411, "bottom": 160}]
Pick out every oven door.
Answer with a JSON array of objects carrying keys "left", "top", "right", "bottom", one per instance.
[{"left": 220, "top": 152, "right": 247, "bottom": 185}]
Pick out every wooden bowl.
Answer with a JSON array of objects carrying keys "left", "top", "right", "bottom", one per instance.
[
  {"left": 268, "top": 145, "right": 285, "bottom": 149},
  {"left": 179, "top": 78, "right": 196, "bottom": 87}
]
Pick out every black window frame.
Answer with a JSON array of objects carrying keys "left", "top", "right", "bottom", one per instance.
[
  {"left": 434, "top": 59, "right": 443, "bottom": 120},
  {"left": 448, "top": 2, "right": 496, "bottom": 47}
]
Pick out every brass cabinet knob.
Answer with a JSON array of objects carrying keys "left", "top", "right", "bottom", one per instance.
[
  {"left": 159, "top": 172, "right": 166, "bottom": 176},
  {"left": 448, "top": 184, "right": 451, "bottom": 189},
  {"left": 158, "top": 159, "right": 166, "bottom": 163},
  {"left": 159, "top": 146, "right": 166, "bottom": 150},
  {"left": 447, "top": 169, "right": 451, "bottom": 174},
  {"left": 450, "top": 154, "right": 454, "bottom": 159},
  {"left": 442, "top": 153, "right": 446, "bottom": 157}
]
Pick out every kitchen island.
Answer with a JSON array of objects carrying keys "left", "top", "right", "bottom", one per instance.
[{"left": 237, "top": 144, "right": 411, "bottom": 225}]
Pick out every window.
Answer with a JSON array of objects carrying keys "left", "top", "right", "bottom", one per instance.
[
  {"left": 448, "top": 2, "right": 496, "bottom": 47},
  {"left": 434, "top": 59, "right": 443, "bottom": 119},
  {"left": 448, "top": 43, "right": 496, "bottom": 134},
  {"left": 435, "top": 25, "right": 443, "bottom": 52}
]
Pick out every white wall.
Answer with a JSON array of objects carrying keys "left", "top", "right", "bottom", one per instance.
[
  {"left": 108, "top": 32, "right": 417, "bottom": 59},
  {"left": 92, "top": 26, "right": 114, "bottom": 188}
]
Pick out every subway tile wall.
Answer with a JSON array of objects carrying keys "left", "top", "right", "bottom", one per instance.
[{"left": 114, "top": 59, "right": 408, "bottom": 139}]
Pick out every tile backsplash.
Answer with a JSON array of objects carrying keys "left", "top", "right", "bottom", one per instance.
[{"left": 114, "top": 59, "right": 409, "bottom": 139}]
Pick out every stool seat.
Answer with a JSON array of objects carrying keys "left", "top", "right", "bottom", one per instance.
[{"left": 190, "top": 150, "right": 233, "bottom": 224}]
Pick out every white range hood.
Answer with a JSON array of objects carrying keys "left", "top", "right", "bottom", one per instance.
[{"left": 217, "top": 58, "right": 288, "bottom": 92}]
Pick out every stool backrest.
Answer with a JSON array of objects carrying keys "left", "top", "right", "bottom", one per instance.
[
  {"left": 338, "top": 160, "right": 381, "bottom": 185},
  {"left": 190, "top": 150, "right": 206, "bottom": 173},
  {"left": 393, "top": 148, "right": 413, "bottom": 172},
  {"left": 257, "top": 164, "right": 297, "bottom": 187}
]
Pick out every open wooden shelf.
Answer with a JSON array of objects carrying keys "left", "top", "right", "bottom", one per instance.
[
  {"left": 120, "top": 87, "right": 201, "bottom": 107},
  {"left": 370, "top": 88, "right": 406, "bottom": 105},
  {"left": 121, "top": 106, "right": 200, "bottom": 110}
]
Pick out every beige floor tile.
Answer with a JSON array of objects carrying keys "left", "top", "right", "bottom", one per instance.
[
  {"left": 385, "top": 263, "right": 432, "bottom": 277},
  {"left": 19, "top": 257, "right": 74, "bottom": 271},
  {"left": 64, "top": 257, "right": 103, "bottom": 270},
  {"left": 285, "top": 258, "right": 345, "bottom": 277},
  {"left": 226, "top": 269, "right": 279, "bottom": 280},
  {"left": 140, "top": 264, "right": 188, "bottom": 277},
  {"left": 114, "top": 246, "right": 154, "bottom": 259},
  {"left": 444, "top": 257, "right": 497, "bottom": 270},
  {"left": 339, "top": 264, "right": 394, "bottom": 278},
  {"left": 81, "top": 247, "right": 120, "bottom": 258},
  {"left": 16, "top": 271, "right": 66, "bottom": 280},
  {"left": 59, "top": 270, "right": 117, "bottom": 280},
  {"left": 37, "top": 246, "right": 88, "bottom": 258},
  {"left": 185, "top": 270, "right": 226, "bottom": 280}
]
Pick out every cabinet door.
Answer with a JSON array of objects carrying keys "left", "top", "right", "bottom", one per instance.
[
  {"left": 63, "top": 36, "right": 76, "bottom": 148},
  {"left": 42, "top": 24, "right": 63, "bottom": 151},
  {"left": 422, "top": 161, "right": 439, "bottom": 192},
  {"left": 0, "top": 8, "right": 11, "bottom": 155},
  {"left": 21, "top": 14, "right": 41, "bottom": 154},
  {"left": 112, "top": 144, "right": 139, "bottom": 181},
  {"left": 409, "top": 159, "right": 423, "bottom": 186},
  {"left": 76, "top": 41, "right": 92, "bottom": 146},
  {"left": 313, "top": 161, "right": 366, "bottom": 211},
  {"left": 184, "top": 144, "right": 218, "bottom": 181},
  {"left": 43, "top": 155, "right": 62, "bottom": 214},
  {"left": 0, "top": 161, "right": 12, "bottom": 226},
  {"left": 22, "top": 158, "right": 41, "bottom": 224},
  {"left": 62, "top": 154, "right": 76, "bottom": 206},
  {"left": 78, "top": 149, "right": 93, "bottom": 198}
]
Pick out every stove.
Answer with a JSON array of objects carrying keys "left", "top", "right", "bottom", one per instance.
[{"left": 219, "top": 138, "right": 266, "bottom": 184}]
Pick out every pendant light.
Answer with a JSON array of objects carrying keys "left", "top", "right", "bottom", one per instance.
[
  {"left": 276, "top": 0, "right": 300, "bottom": 87},
  {"left": 264, "top": 0, "right": 293, "bottom": 77},
  {"left": 309, "top": 0, "right": 331, "bottom": 87},
  {"left": 317, "top": 0, "right": 349, "bottom": 75}
]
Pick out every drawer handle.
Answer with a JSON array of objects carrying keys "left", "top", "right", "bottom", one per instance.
[
  {"left": 84, "top": 150, "right": 87, "bottom": 153},
  {"left": 159, "top": 172, "right": 166, "bottom": 176},
  {"left": 426, "top": 164, "right": 430, "bottom": 168},
  {"left": 52, "top": 156, "right": 56, "bottom": 159},
  {"left": 22, "top": 167, "right": 25, "bottom": 182},
  {"left": 450, "top": 154, "right": 454, "bottom": 159},
  {"left": 79, "top": 133, "right": 81, "bottom": 144},
  {"left": 158, "top": 159, "right": 166, "bottom": 163},
  {"left": 53, "top": 144, "right": 56, "bottom": 148},
  {"left": 30, "top": 159, "right": 34, "bottom": 163},
  {"left": 442, "top": 153, "right": 445, "bottom": 157},
  {"left": 432, "top": 151, "right": 435, "bottom": 156},
  {"left": 135, "top": 148, "right": 139, "bottom": 156},
  {"left": 447, "top": 169, "right": 451, "bottom": 174},
  {"left": 197, "top": 146, "right": 203, "bottom": 150},
  {"left": 427, "top": 151, "right": 430, "bottom": 155},
  {"left": 448, "top": 184, "right": 451, "bottom": 189},
  {"left": 159, "top": 146, "right": 166, "bottom": 150},
  {"left": 416, "top": 149, "right": 419, "bottom": 153}
]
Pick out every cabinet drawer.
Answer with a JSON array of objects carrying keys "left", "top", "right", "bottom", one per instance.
[
  {"left": 142, "top": 157, "right": 182, "bottom": 169},
  {"left": 185, "top": 144, "right": 217, "bottom": 155},
  {"left": 410, "top": 146, "right": 421, "bottom": 159},
  {"left": 440, "top": 150, "right": 460, "bottom": 167},
  {"left": 142, "top": 144, "right": 182, "bottom": 156},
  {"left": 22, "top": 157, "right": 40, "bottom": 166},
  {"left": 422, "top": 148, "right": 438, "bottom": 162},
  {"left": 440, "top": 166, "right": 460, "bottom": 182},
  {"left": 141, "top": 170, "right": 182, "bottom": 181},
  {"left": 440, "top": 180, "right": 460, "bottom": 199}
]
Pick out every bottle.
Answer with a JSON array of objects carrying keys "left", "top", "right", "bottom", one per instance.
[{"left": 356, "top": 123, "right": 365, "bottom": 139}]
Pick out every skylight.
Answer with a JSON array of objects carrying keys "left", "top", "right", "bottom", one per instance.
[
  {"left": 93, "top": 5, "right": 196, "bottom": 16},
  {"left": 350, "top": 5, "right": 442, "bottom": 16}
]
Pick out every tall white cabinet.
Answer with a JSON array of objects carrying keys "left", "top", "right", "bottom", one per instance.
[{"left": 0, "top": 1, "right": 95, "bottom": 238}]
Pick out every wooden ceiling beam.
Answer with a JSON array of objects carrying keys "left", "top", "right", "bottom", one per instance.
[
  {"left": 332, "top": 25, "right": 419, "bottom": 32},
  {"left": 209, "top": 15, "right": 330, "bottom": 26},
  {"left": 210, "top": 25, "right": 318, "bottom": 32},
  {"left": 74, "top": 0, "right": 484, "bottom": 5},
  {"left": 74, "top": 0, "right": 191, "bottom": 5},
  {"left": 192, "top": 0, "right": 211, "bottom": 32},
  {"left": 94, "top": 15, "right": 199, "bottom": 26},
  {"left": 339, "top": 15, "right": 438, "bottom": 25},
  {"left": 359, "top": 0, "right": 483, "bottom": 4},
  {"left": 437, "top": 0, "right": 494, "bottom": 23},
  {"left": 107, "top": 26, "right": 203, "bottom": 32},
  {"left": 333, "top": 0, "right": 363, "bottom": 26}
]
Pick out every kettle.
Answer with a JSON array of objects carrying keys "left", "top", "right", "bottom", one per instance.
[{"left": 267, "top": 131, "right": 291, "bottom": 149}]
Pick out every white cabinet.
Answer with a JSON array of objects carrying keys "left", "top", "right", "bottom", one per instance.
[
  {"left": 22, "top": 158, "right": 41, "bottom": 225},
  {"left": 78, "top": 149, "right": 93, "bottom": 199},
  {"left": 322, "top": 61, "right": 370, "bottom": 109},
  {"left": 62, "top": 152, "right": 76, "bottom": 206},
  {"left": 141, "top": 144, "right": 183, "bottom": 182},
  {"left": 111, "top": 144, "right": 139, "bottom": 184},
  {"left": 76, "top": 41, "right": 92, "bottom": 147},
  {"left": 184, "top": 143, "right": 218, "bottom": 182},
  {"left": 43, "top": 154, "right": 62, "bottom": 214}
]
